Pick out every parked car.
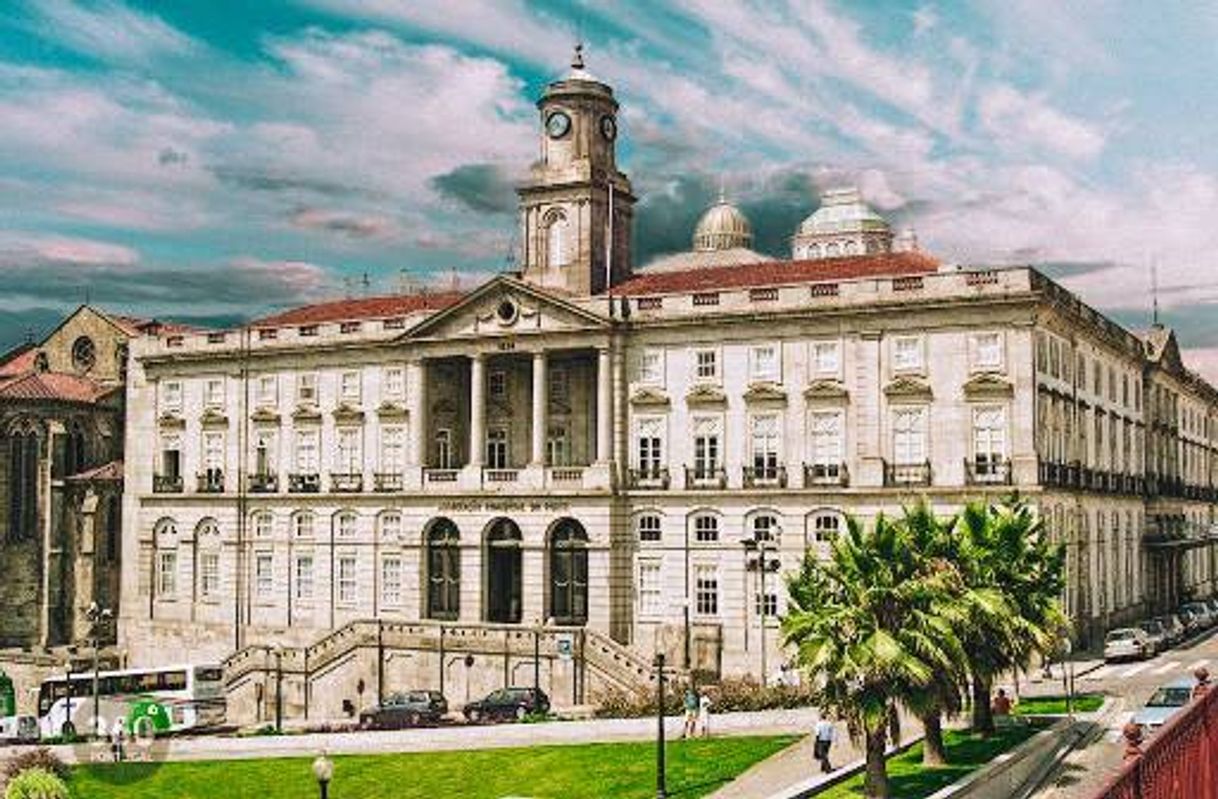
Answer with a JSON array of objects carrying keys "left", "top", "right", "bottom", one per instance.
[
  {"left": 1178, "top": 604, "right": 1209, "bottom": 635},
  {"left": 1157, "top": 614, "right": 1186, "bottom": 646},
  {"left": 1138, "top": 619, "right": 1169, "bottom": 654},
  {"left": 1132, "top": 678, "right": 1194, "bottom": 733},
  {"left": 1104, "top": 628, "right": 1152, "bottom": 662},
  {"left": 463, "top": 687, "right": 551, "bottom": 723},
  {"left": 1183, "top": 601, "right": 1215, "bottom": 628},
  {"left": 0, "top": 715, "right": 40, "bottom": 745},
  {"left": 1205, "top": 597, "right": 1218, "bottom": 618},
  {"left": 359, "top": 690, "right": 448, "bottom": 729}
]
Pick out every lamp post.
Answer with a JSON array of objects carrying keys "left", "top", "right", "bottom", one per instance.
[
  {"left": 533, "top": 617, "right": 542, "bottom": 698},
  {"left": 274, "top": 646, "right": 285, "bottom": 734},
  {"left": 653, "top": 653, "right": 667, "bottom": 799},
  {"left": 312, "top": 751, "right": 334, "bottom": 799},
  {"left": 85, "top": 602, "right": 113, "bottom": 740},
  {"left": 743, "top": 536, "right": 779, "bottom": 686}
]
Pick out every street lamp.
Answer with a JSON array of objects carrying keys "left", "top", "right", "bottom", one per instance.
[
  {"left": 743, "top": 535, "right": 780, "bottom": 686},
  {"left": 85, "top": 602, "right": 114, "bottom": 740},
  {"left": 273, "top": 646, "right": 285, "bottom": 734},
  {"left": 312, "top": 751, "right": 334, "bottom": 799},
  {"left": 653, "top": 653, "right": 667, "bottom": 799}
]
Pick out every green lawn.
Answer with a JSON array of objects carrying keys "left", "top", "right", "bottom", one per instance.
[
  {"left": 69, "top": 735, "right": 800, "bottom": 799},
  {"left": 1013, "top": 693, "right": 1104, "bottom": 715},
  {"left": 818, "top": 723, "right": 1043, "bottom": 799}
]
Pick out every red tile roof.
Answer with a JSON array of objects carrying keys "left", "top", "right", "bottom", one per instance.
[
  {"left": 109, "top": 315, "right": 200, "bottom": 336},
  {"left": 0, "top": 372, "right": 112, "bottom": 403},
  {"left": 65, "top": 460, "right": 124, "bottom": 482},
  {"left": 612, "top": 251, "right": 940, "bottom": 296},
  {"left": 252, "top": 291, "right": 465, "bottom": 327},
  {"left": 0, "top": 347, "right": 37, "bottom": 378}
]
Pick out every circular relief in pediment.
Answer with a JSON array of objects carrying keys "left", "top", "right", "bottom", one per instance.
[{"left": 496, "top": 298, "right": 519, "bottom": 326}]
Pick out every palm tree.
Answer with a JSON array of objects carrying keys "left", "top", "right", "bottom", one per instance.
[
  {"left": 784, "top": 513, "right": 964, "bottom": 797},
  {"left": 956, "top": 499, "right": 1067, "bottom": 734}
]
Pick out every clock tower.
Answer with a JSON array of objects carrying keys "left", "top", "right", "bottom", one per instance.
[{"left": 518, "top": 45, "right": 635, "bottom": 296}]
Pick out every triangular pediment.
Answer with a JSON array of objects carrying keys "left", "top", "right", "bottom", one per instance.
[
  {"left": 803, "top": 379, "right": 849, "bottom": 402},
  {"left": 883, "top": 375, "right": 933, "bottom": 399},
  {"left": 630, "top": 386, "right": 671, "bottom": 408},
  {"left": 400, "top": 276, "right": 611, "bottom": 341},
  {"left": 962, "top": 373, "right": 1014, "bottom": 398},
  {"left": 686, "top": 383, "right": 727, "bottom": 406},
  {"left": 743, "top": 381, "right": 788, "bottom": 404}
]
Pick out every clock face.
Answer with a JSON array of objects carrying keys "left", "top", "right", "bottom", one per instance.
[
  {"left": 546, "top": 111, "right": 572, "bottom": 139},
  {"left": 600, "top": 115, "right": 617, "bottom": 141}
]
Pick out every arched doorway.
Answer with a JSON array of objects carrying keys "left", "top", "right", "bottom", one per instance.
[
  {"left": 425, "top": 518, "right": 461, "bottom": 620},
  {"left": 549, "top": 518, "right": 588, "bottom": 625},
  {"left": 485, "top": 518, "right": 522, "bottom": 623}
]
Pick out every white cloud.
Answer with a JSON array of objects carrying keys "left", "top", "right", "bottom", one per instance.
[
  {"left": 978, "top": 85, "right": 1106, "bottom": 159},
  {"left": 20, "top": 0, "right": 199, "bottom": 63},
  {"left": 0, "top": 231, "right": 140, "bottom": 266}
]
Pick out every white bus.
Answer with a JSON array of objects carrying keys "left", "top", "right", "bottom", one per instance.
[{"left": 37, "top": 664, "right": 225, "bottom": 739}]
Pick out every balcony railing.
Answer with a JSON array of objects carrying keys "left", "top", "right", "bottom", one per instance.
[
  {"left": 1038, "top": 460, "right": 1062, "bottom": 487},
  {"left": 965, "top": 458, "right": 1011, "bottom": 486},
  {"left": 484, "top": 469, "right": 519, "bottom": 483},
  {"left": 330, "top": 473, "right": 364, "bottom": 492},
  {"left": 884, "top": 460, "right": 932, "bottom": 487},
  {"left": 288, "top": 473, "right": 321, "bottom": 493},
  {"left": 628, "top": 466, "right": 670, "bottom": 490},
  {"left": 374, "top": 472, "right": 403, "bottom": 492},
  {"left": 248, "top": 473, "right": 278, "bottom": 493},
  {"left": 684, "top": 465, "right": 727, "bottom": 490},
  {"left": 196, "top": 471, "right": 225, "bottom": 493},
  {"left": 743, "top": 464, "right": 787, "bottom": 488},
  {"left": 548, "top": 467, "right": 585, "bottom": 484},
  {"left": 424, "top": 468, "right": 459, "bottom": 483},
  {"left": 153, "top": 474, "right": 183, "bottom": 493},
  {"left": 804, "top": 462, "right": 849, "bottom": 487}
]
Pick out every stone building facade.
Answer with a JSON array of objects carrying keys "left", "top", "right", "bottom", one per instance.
[{"left": 119, "top": 53, "right": 1218, "bottom": 719}]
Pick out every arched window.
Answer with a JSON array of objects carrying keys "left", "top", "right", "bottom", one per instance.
[
  {"left": 292, "top": 511, "right": 315, "bottom": 539},
  {"left": 750, "top": 512, "right": 780, "bottom": 545},
  {"left": 691, "top": 512, "right": 720, "bottom": 543},
  {"left": 549, "top": 519, "right": 588, "bottom": 625},
  {"left": 65, "top": 423, "right": 88, "bottom": 477},
  {"left": 335, "top": 511, "right": 358, "bottom": 538},
  {"left": 807, "top": 510, "right": 842, "bottom": 545},
  {"left": 252, "top": 511, "right": 273, "bottom": 538},
  {"left": 154, "top": 518, "right": 179, "bottom": 598},
  {"left": 195, "top": 519, "right": 221, "bottom": 599},
  {"left": 826, "top": 242, "right": 840, "bottom": 257},
  {"left": 7, "top": 427, "right": 39, "bottom": 540},
  {"left": 425, "top": 518, "right": 460, "bottom": 620},
  {"left": 104, "top": 495, "right": 120, "bottom": 563},
  {"left": 379, "top": 511, "right": 402, "bottom": 542},
  {"left": 484, "top": 518, "right": 522, "bottom": 623},
  {"left": 636, "top": 513, "right": 662, "bottom": 543},
  {"left": 546, "top": 212, "right": 569, "bottom": 268}
]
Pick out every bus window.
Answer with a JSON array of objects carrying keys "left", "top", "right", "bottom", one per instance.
[
  {"left": 161, "top": 671, "right": 187, "bottom": 691},
  {"left": 194, "top": 667, "right": 223, "bottom": 684}
]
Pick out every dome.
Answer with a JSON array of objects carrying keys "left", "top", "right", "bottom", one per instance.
[
  {"left": 796, "top": 187, "right": 890, "bottom": 238},
  {"left": 693, "top": 198, "right": 753, "bottom": 252}
]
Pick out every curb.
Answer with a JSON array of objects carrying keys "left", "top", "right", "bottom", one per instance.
[{"left": 762, "top": 734, "right": 926, "bottom": 799}]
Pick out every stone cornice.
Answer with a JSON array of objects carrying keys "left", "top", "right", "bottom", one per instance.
[{"left": 883, "top": 375, "right": 933, "bottom": 400}]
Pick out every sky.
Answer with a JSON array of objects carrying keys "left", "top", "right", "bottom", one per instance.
[{"left": 4, "top": 1, "right": 1218, "bottom": 377}]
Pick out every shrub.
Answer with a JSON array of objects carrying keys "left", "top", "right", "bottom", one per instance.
[
  {"left": 3, "top": 749, "right": 69, "bottom": 783},
  {"left": 594, "top": 676, "right": 815, "bottom": 718},
  {"left": 4, "top": 768, "right": 69, "bottom": 799}
]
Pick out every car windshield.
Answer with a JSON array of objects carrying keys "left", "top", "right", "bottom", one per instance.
[
  {"left": 1140, "top": 623, "right": 1162, "bottom": 634},
  {"left": 1107, "top": 630, "right": 1135, "bottom": 641},
  {"left": 1146, "top": 687, "right": 1192, "bottom": 708}
]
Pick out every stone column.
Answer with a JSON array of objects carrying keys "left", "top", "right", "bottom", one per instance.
[
  {"left": 596, "top": 348, "right": 612, "bottom": 464},
  {"left": 531, "top": 351, "right": 547, "bottom": 466},
  {"left": 408, "top": 360, "right": 426, "bottom": 466},
  {"left": 469, "top": 354, "right": 486, "bottom": 467}
]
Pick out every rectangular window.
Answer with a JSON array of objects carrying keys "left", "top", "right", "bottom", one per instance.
[
  {"left": 809, "top": 411, "right": 844, "bottom": 469},
  {"left": 203, "top": 378, "right": 224, "bottom": 409},
  {"left": 381, "top": 557, "right": 402, "bottom": 606},
  {"left": 255, "top": 554, "right": 274, "bottom": 598},
  {"left": 750, "top": 414, "right": 780, "bottom": 477},
  {"left": 294, "top": 556, "right": 314, "bottom": 600},
  {"left": 694, "top": 565, "right": 719, "bottom": 616},
  {"left": 973, "top": 406, "right": 1007, "bottom": 472},
  {"left": 638, "top": 561, "right": 662, "bottom": 616},
  {"left": 750, "top": 344, "right": 779, "bottom": 382},
  {"left": 639, "top": 349, "right": 663, "bottom": 385},
  {"left": 294, "top": 514, "right": 314, "bottom": 539},
  {"left": 335, "top": 428, "right": 361, "bottom": 473},
  {"left": 160, "top": 381, "right": 183, "bottom": 413},
  {"left": 254, "top": 429, "right": 277, "bottom": 476},
  {"left": 636, "top": 417, "right": 664, "bottom": 474},
  {"left": 973, "top": 333, "right": 1002, "bottom": 370},
  {"left": 811, "top": 341, "right": 841, "bottom": 377},
  {"left": 813, "top": 513, "right": 841, "bottom": 542},
  {"left": 295, "top": 429, "right": 319, "bottom": 473},
  {"left": 337, "top": 556, "right": 357, "bottom": 604},
  {"left": 893, "top": 407, "right": 927, "bottom": 465},
  {"left": 383, "top": 367, "right": 405, "bottom": 401},
  {"left": 202, "top": 432, "right": 224, "bottom": 478},
  {"left": 755, "top": 592, "right": 779, "bottom": 617},
  {"left": 694, "top": 349, "right": 719, "bottom": 382},
  {"left": 297, "top": 373, "right": 318, "bottom": 405},
  {"left": 200, "top": 552, "right": 220, "bottom": 598},
  {"left": 546, "top": 425, "right": 570, "bottom": 466},
  {"left": 336, "top": 514, "right": 357, "bottom": 539},
  {"left": 694, "top": 515, "right": 719, "bottom": 543},
  {"left": 379, "top": 512, "right": 402, "bottom": 541},
  {"left": 692, "top": 416, "right": 721, "bottom": 477},
  {"left": 160, "top": 433, "right": 182, "bottom": 479},
  {"left": 488, "top": 370, "right": 507, "bottom": 399},
  {"left": 548, "top": 366, "right": 568, "bottom": 403},
  {"left": 257, "top": 375, "right": 277, "bottom": 408},
  {"left": 893, "top": 337, "right": 923, "bottom": 372},
  {"left": 637, "top": 514, "right": 662, "bottom": 542},
  {"left": 339, "top": 371, "right": 361, "bottom": 404},
  {"left": 157, "top": 551, "right": 177, "bottom": 597},
  {"left": 254, "top": 513, "right": 273, "bottom": 539},
  {"left": 380, "top": 427, "right": 404, "bottom": 473},
  {"left": 486, "top": 428, "right": 509, "bottom": 469},
  {"left": 434, "top": 429, "right": 453, "bottom": 469}
]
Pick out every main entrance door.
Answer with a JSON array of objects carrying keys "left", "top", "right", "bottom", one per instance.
[{"left": 485, "top": 518, "right": 523, "bottom": 623}]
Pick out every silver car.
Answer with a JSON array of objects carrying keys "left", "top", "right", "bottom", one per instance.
[
  {"left": 1132, "top": 679, "right": 1194, "bottom": 732},
  {"left": 1104, "top": 628, "right": 1151, "bottom": 662}
]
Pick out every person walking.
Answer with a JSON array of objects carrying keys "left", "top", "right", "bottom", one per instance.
[
  {"left": 682, "top": 687, "right": 699, "bottom": 739},
  {"left": 1193, "top": 667, "right": 1211, "bottom": 700},
  {"left": 697, "top": 689, "right": 713, "bottom": 737},
  {"left": 813, "top": 716, "right": 836, "bottom": 773}
]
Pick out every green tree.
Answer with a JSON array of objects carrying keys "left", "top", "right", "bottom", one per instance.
[
  {"left": 4, "top": 767, "right": 69, "bottom": 799},
  {"left": 956, "top": 498, "right": 1067, "bottom": 734},
  {"left": 783, "top": 513, "right": 964, "bottom": 797}
]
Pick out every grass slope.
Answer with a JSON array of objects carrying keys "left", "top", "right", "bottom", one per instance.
[
  {"left": 69, "top": 735, "right": 799, "bottom": 799},
  {"left": 818, "top": 723, "right": 1042, "bottom": 799},
  {"left": 1013, "top": 694, "right": 1104, "bottom": 715}
]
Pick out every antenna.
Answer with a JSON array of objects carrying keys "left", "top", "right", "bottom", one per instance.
[
  {"left": 1151, "top": 259, "right": 1160, "bottom": 326},
  {"left": 361, "top": 271, "right": 371, "bottom": 297}
]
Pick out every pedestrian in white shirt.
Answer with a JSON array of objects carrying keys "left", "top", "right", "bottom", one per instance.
[
  {"left": 814, "top": 716, "right": 836, "bottom": 773},
  {"left": 697, "top": 691, "right": 712, "bottom": 738}
]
